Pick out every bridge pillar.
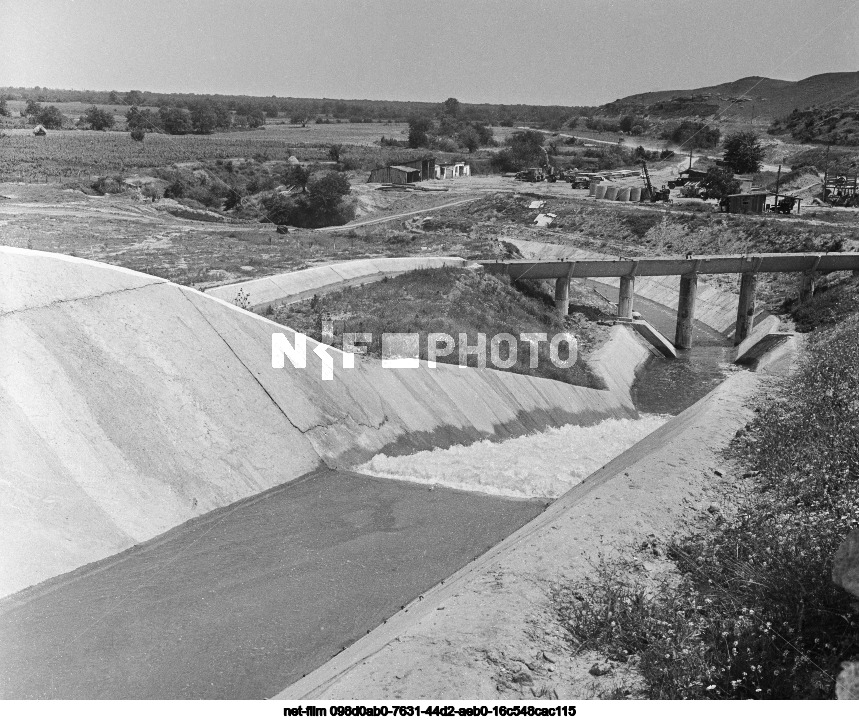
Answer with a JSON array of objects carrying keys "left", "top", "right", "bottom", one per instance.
[
  {"left": 618, "top": 275, "right": 635, "bottom": 318},
  {"left": 734, "top": 272, "right": 757, "bottom": 345},
  {"left": 554, "top": 277, "right": 569, "bottom": 317},
  {"left": 674, "top": 273, "right": 698, "bottom": 349},
  {"left": 799, "top": 270, "right": 818, "bottom": 303}
]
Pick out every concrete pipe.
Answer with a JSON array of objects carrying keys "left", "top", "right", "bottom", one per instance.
[
  {"left": 617, "top": 187, "right": 631, "bottom": 202},
  {"left": 604, "top": 185, "right": 618, "bottom": 201},
  {"left": 595, "top": 184, "right": 607, "bottom": 200},
  {"left": 589, "top": 180, "right": 597, "bottom": 196},
  {"left": 629, "top": 187, "right": 642, "bottom": 202}
]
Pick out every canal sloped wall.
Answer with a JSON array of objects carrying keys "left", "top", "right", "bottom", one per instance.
[{"left": 1, "top": 248, "right": 642, "bottom": 598}]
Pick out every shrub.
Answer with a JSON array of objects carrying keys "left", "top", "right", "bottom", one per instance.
[
  {"left": 85, "top": 105, "right": 115, "bottom": 131},
  {"left": 554, "top": 316, "right": 859, "bottom": 699},
  {"left": 36, "top": 105, "right": 65, "bottom": 129},
  {"left": 91, "top": 174, "right": 125, "bottom": 194}
]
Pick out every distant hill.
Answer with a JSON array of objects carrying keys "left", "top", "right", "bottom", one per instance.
[{"left": 604, "top": 72, "right": 859, "bottom": 121}]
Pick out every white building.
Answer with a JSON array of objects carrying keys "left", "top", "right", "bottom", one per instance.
[{"left": 435, "top": 162, "right": 470, "bottom": 180}]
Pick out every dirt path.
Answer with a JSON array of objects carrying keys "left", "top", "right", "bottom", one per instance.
[
  {"left": 277, "top": 370, "right": 764, "bottom": 700},
  {"left": 317, "top": 196, "right": 482, "bottom": 231}
]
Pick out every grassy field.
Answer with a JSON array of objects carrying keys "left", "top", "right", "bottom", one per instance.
[{"left": 0, "top": 123, "right": 415, "bottom": 180}]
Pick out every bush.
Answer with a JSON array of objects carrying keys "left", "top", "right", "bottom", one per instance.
[
  {"left": 261, "top": 171, "right": 354, "bottom": 228},
  {"left": 36, "top": 105, "right": 64, "bottom": 129},
  {"left": 85, "top": 105, "right": 115, "bottom": 131},
  {"left": 555, "top": 316, "right": 859, "bottom": 699},
  {"left": 91, "top": 174, "right": 125, "bottom": 195}
]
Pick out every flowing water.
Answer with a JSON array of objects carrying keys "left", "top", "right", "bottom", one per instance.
[{"left": 359, "top": 414, "right": 668, "bottom": 499}]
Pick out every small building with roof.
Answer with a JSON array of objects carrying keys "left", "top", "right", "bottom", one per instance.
[
  {"left": 723, "top": 192, "right": 767, "bottom": 214},
  {"left": 33, "top": 125, "right": 47, "bottom": 136},
  {"left": 435, "top": 161, "right": 471, "bottom": 180},
  {"left": 367, "top": 157, "right": 435, "bottom": 185},
  {"left": 368, "top": 164, "right": 422, "bottom": 184}
]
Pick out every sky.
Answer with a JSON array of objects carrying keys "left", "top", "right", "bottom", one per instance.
[{"left": 1, "top": 0, "right": 857, "bottom": 106}]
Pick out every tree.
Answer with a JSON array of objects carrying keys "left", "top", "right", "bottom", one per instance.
[
  {"left": 130, "top": 127, "right": 146, "bottom": 142},
  {"left": 281, "top": 164, "right": 311, "bottom": 192},
  {"left": 508, "top": 130, "right": 546, "bottom": 167},
  {"left": 723, "top": 132, "right": 765, "bottom": 174},
  {"left": 247, "top": 108, "right": 266, "bottom": 128},
  {"left": 126, "top": 106, "right": 161, "bottom": 132},
  {"left": 0, "top": 97, "right": 8, "bottom": 117},
  {"left": 458, "top": 125, "right": 480, "bottom": 153},
  {"left": 328, "top": 144, "right": 343, "bottom": 163},
  {"left": 25, "top": 99, "right": 42, "bottom": 117},
  {"left": 701, "top": 167, "right": 740, "bottom": 199},
  {"left": 85, "top": 106, "right": 115, "bottom": 131},
  {"left": 37, "top": 106, "right": 64, "bottom": 129},
  {"left": 108, "top": 90, "right": 121, "bottom": 104},
  {"left": 667, "top": 121, "right": 720, "bottom": 149},
  {"left": 190, "top": 102, "right": 219, "bottom": 134},
  {"left": 262, "top": 171, "right": 354, "bottom": 228},
  {"left": 305, "top": 172, "right": 352, "bottom": 221},
  {"left": 619, "top": 115, "right": 636, "bottom": 133},
  {"left": 159, "top": 106, "right": 192, "bottom": 135},
  {"left": 408, "top": 116, "right": 432, "bottom": 148},
  {"left": 123, "top": 90, "right": 144, "bottom": 106},
  {"left": 442, "top": 97, "right": 460, "bottom": 117}
]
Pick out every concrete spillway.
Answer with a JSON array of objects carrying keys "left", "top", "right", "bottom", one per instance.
[{"left": 1, "top": 247, "right": 637, "bottom": 597}]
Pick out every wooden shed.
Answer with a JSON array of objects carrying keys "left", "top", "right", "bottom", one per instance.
[
  {"left": 724, "top": 192, "right": 767, "bottom": 214},
  {"left": 368, "top": 164, "right": 422, "bottom": 184}
]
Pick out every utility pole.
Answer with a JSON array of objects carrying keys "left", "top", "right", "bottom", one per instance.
[
  {"left": 773, "top": 163, "right": 782, "bottom": 210},
  {"left": 823, "top": 143, "right": 831, "bottom": 203}
]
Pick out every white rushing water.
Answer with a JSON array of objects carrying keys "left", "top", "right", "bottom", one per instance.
[{"left": 357, "top": 415, "right": 669, "bottom": 499}]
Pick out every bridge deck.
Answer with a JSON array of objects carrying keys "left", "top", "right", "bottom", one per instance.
[{"left": 479, "top": 252, "right": 859, "bottom": 280}]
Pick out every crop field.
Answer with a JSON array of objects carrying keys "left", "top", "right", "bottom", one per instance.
[{"left": 0, "top": 123, "right": 409, "bottom": 181}]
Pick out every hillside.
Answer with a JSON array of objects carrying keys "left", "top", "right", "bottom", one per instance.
[{"left": 604, "top": 71, "right": 859, "bottom": 121}]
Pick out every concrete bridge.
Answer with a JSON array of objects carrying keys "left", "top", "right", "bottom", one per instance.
[{"left": 480, "top": 252, "right": 859, "bottom": 348}]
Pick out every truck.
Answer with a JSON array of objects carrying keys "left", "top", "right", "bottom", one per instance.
[{"left": 514, "top": 167, "right": 545, "bottom": 182}]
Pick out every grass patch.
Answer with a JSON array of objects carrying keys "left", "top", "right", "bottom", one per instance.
[
  {"left": 786, "top": 274, "right": 859, "bottom": 331},
  {"left": 273, "top": 267, "right": 609, "bottom": 388},
  {"left": 552, "top": 315, "right": 859, "bottom": 698}
]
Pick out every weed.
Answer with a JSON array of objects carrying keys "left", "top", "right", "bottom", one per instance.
[
  {"left": 233, "top": 288, "right": 250, "bottom": 310},
  {"left": 553, "top": 315, "right": 859, "bottom": 699}
]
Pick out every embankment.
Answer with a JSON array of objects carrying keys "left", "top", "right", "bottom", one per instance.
[
  {"left": 205, "top": 256, "right": 474, "bottom": 312},
  {"left": 1, "top": 248, "right": 640, "bottom": 598}
]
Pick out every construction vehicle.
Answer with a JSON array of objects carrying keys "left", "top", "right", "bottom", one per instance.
[
  {"left": 770, "top": 195, "right": 799, "bottom": 214},
  {"left": 541, "top": 147, "right": 557, "bottom": 182},
  {"left": 514, "top": 147, "right": 558, "bottom": 183},
  {"left": 570, "top": 172, "right": 610, "bottom": 189},
  {"left": 515, "top": 167, "right": 545, "bottom": 182},
  {"left": 640, "top": 161, "right": 670, "bottom": 202},
  {"left": 667, "top": 167, "right": 708, "bottom": 190}
]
